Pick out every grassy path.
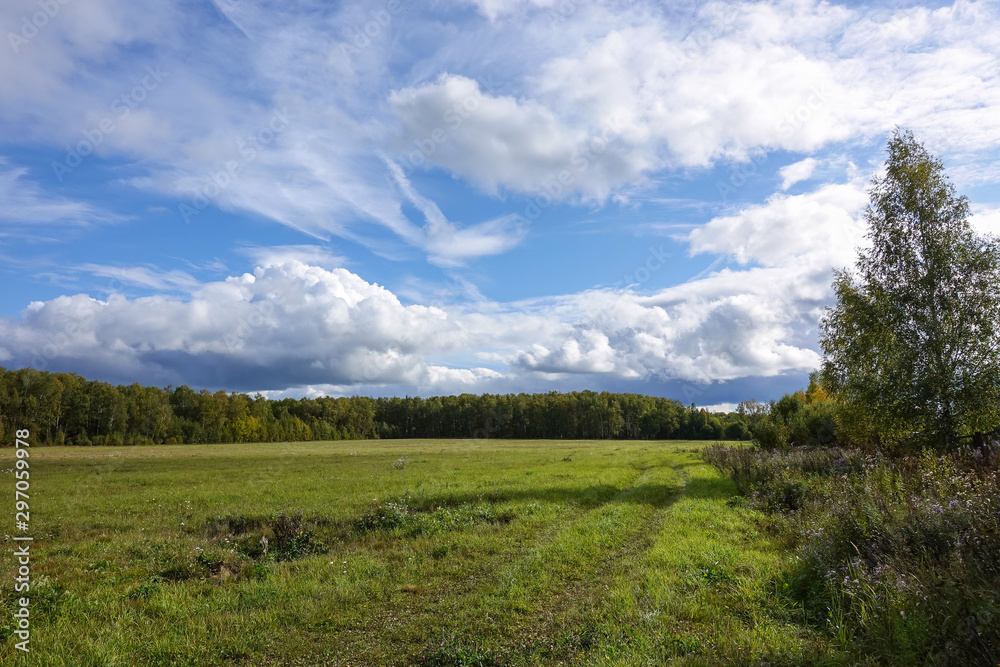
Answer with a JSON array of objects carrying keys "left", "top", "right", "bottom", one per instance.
[{"left": 0, "top": 440, "right": 843, "bottom": 666}]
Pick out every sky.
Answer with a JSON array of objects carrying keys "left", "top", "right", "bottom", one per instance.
[{"left": 2, "top": 0, "right": 1000, "bottom": 408}]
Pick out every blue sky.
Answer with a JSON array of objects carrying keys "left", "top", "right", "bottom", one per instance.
[{"left": 2, "top": 0, "right": 999, "bottom": 407}]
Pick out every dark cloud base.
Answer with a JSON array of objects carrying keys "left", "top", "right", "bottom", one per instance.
[{"left": 15, "top": 353, "right": 809, "bottom": 406}]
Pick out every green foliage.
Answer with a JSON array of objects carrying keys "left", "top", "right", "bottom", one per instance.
[
  {"left": 0, "top": 366, "right": 753, "bottom": 445},
  {"left": 788, "top": 401, "right": 839, "bottom": 447},
  {"left": 821, "top": 128, "right": 1000, "bottom": 451},
  {"left": 745, "top": 376, "right": 841, "bottom": 450},
  {"left": 751, "top": 420, "right": 791, "bottom": 451},
  {"left": 201, "top": 510, "right": 323, "bottom": 562},
  {"left": 707, "top": 442, "right": 1000, "bottom": 664},
  {"left": 703, "top": 444, "right": 861, "bottom": 511}
]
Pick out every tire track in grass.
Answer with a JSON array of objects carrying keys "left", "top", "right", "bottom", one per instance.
[
  {"left": 604, "top": 458, "right": 832, "bottom": 665},
  {"left": 300, "top": 477, "right": 619, "bottom": 664},
  {"left": 292, "top": 455, "right": 685, "bottom": 665},
  {"left": 467, "top": 463, "right": 685, "bottom": 648},
  {"left": 524, "top": 473, "right": 682, "bottom": 627}
]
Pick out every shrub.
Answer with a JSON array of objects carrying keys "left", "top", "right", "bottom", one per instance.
[
  {"left": 353, "top": 500, "right": 516, "bottom": 537},
  {"left": 751, "top": 420, "right": 790, "bottom": 450},
  {"left": 202, "top": 510, "right": 323, "bottom": 562},
  {"left": 268, "top": 510, "right": 322, "bottom": 561},
  {"left": 707, "top": 443, "right": 1000, "bottom": 663}
]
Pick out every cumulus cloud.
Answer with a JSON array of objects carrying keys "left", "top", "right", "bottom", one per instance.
[
  {"left": 389, "top": 74, "right": 646, "bottom": 201},
  {"left": 1, "top": 256, "right": 828, "bottom": 393},
  {"left": 259, "top": 365, "right": 507, "bottom": 401},
  {"left": 387, "top": 1, "right": 1000, "bottom": 198},
  {"left": 971, "top": 206, "right": 1000, "bottom": 237},
  {"left": 506, "top": 265, "right": 828, "bottom": 384},
  {"left": 687, "top": 181, "right": 869, "bottom": 268},
  {"left": 511, "top": 329, "right": 620, "bottom": 375},
  {"left": 0, "top": 261, "right": 469, "bottom": 390},
  {"left": 238, "top": 245, "right": 347, "bottom": 270},
  {"left": 504, "top": 174, "right": 883, "bottom": 386},
  {"left": 779, "top": 158, "right": 818, "bottom": 190}
]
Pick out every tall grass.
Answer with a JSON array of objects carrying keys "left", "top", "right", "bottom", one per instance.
[{"left": 703, "top": 443, "right": 1000, "bottom": 665}]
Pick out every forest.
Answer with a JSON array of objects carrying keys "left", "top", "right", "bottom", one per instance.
[{"left": 0, "top": 365, "right": 752, "bottom": 446}]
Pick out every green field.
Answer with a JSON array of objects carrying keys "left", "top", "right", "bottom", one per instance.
[{"left": 2, "top": 440, "right": 843, "bottom": 666}]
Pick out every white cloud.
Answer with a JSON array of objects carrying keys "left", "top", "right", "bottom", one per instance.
[
  {"left": 388, "top": 1, "right": 1000, "bottom": 199},
  {"left": 389, "top": 74, "right": 647, "bottom": 201},
  {"left": 3, "top": 1, "right": 532, "bottom": 267},
  {"left": 464, "top": 0, "right": 561, "bottom": 21},
  {"left": 1, "top": 256, "right": 828, "bottom": 392},
  {"left": 0, "top": 261, "right": 464, "bottom": 389},
  {"left": 383, "top": 159, "right": 529, "bottom": 265},
  {"left": 500, "top": 175, "right": 886, "bottom": 385},
  {"left": 530, "top": 23, "right": 850, "bottom": 168},
  {"left": 511, "top": 329, "right": 620, "bottom": 375},
  {"left": 971, "top": 206, "right": 1000, "bottom": 237},
  {"left": 258, "top": 365, "right": 506, "bottom": 400},
  {"left": 0, "top": 161, "right": 119, "bottom": 227},
  {"left": 238, "top": 245, "right": 347, "bottom": 270},
  {"left": 6, "top": 0, "right": 1000, "bottom": 261},
  {"left": 497, "top": 257, "right": 832, "bottom": 384},
  {"left": 700, "top": 402, "right": 738, "bottom": 413},
  {"left": 687, "top": 181, "right": 869, "bottom": 268},
  {"left": 77, "top": 264, "right": 200, "bottom": 292},
  {"left": 779, "top": 157, "right": 818, "bottom": 190}
]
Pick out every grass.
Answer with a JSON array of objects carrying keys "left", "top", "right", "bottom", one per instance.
[
  {"left": 703, "top": 443, "right": 1000, "bottom": 665},
  {"left": 1, "top": 439, "right": 845, "bottom": 666}
]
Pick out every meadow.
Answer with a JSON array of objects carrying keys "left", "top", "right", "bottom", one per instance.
[{"left": 1, "top": 439, "right": 845, "bottom": 666}]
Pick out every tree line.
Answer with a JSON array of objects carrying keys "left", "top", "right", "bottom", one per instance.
[{"left": 0, "top": 366, "right": 752, "bottom": 446}]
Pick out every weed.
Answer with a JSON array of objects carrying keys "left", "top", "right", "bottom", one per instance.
[{"left": 707, "top": 443, "right": 1000, "bottom": 664}]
